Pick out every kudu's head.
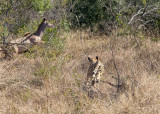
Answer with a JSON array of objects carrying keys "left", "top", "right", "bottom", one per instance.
[
  {"left": 33, "top": 18, "right": 54, "bottom": 37},
  {"left": 42, "top": 18, "right": 53, "bottom": 28}
]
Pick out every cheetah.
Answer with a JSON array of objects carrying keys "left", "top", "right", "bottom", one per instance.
[{"left": 87, "top": 56, "right": 104, "bottom": 86}]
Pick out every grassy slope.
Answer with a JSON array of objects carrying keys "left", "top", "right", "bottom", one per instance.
[{"left": 0, "top": 30, "right": 160, "bottom": 113}]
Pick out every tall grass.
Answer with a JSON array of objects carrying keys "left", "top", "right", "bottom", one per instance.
[{"left": 0, "top": 29, "right": 160, "bottom": 113}]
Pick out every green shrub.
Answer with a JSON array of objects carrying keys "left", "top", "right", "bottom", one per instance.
[
  {"left": 31, "top": 0, "right": 51, "bottom": 15},
  {"left": 69, "top": 0, "right": 118, "bottom": 29}
]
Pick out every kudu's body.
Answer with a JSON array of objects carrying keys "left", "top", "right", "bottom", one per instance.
[{"left": 0, "top": 18, "right": 53, "bottom": 58}]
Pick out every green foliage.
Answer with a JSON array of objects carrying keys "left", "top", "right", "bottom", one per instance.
[
  {"left": 17, "top": 19, "right": 40, "bottom": 37},
  {"left": 70, "top": 0, "right": 118, "bottom": 29},
  {"left": 60, "top": 19, "right": 71, "bottom": 31},
  {"left": 73, "top": 0, "right": 103, "bottom": 26},
  {"left": 0, "top": 0, "right": 52, "bottom": 35},
  {"left": 13, "top": 17, "right": 31, "bottom": 35},
  {"left": 119, "top": 0, "right": 160, "bottom": 37},
  {"left": 0, "top": 0, "right": 37, "bottom": 35},
  {"left": 43, "top": 30, "right": 64, "bottom": 57},
  {"left": 0, "top": 23, "right": 9, "bottom": 38},
  {"left": 124, "top": 0, "right": 144, "bottom": 6},
  {"left": 141, "top": 0, "right": 147, "bottom": 6},
  {"left": 31, "top": 0, "right": 51, "bottom": 15}
]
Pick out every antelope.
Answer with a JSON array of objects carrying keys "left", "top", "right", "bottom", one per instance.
[{"left": 0, "top": 18, "right": 53, "bottom": 59}]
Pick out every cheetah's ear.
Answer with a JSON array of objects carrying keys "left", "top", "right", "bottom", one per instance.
[
  {"left": 96, "top": 56, "right": 98, "bottom": 60},
  {"left": 88, "top": 57, "right": 92, "bottom": 62}
]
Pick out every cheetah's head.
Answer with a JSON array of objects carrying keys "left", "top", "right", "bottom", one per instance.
[{"left": 88, "top": 56, "right": 99, "bottom": 64}]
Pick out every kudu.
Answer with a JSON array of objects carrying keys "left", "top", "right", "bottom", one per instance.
[{"left": 0, "top": 18, "right": 53, "bottom": 59}]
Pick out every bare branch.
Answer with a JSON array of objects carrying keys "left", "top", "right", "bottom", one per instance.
[
  {"left": 143, "top": 7, "right": 160, "bottom": 17},
  {"left": 128, "top": 8, "right": 144, "bottom": 25},
  {"left": 128, "top": 4, "right": 160, "bottom": 26}
]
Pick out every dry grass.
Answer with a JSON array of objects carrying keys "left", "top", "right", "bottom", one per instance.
[{"left": 0, "top": 30, "right": 160, "bottom": 113}]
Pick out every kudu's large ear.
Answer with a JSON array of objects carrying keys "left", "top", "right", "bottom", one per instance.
[{"left": 43, "top": 18, "right": 46, "bottom": 22}]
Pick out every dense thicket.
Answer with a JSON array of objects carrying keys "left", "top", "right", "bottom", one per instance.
[
  {"left": 68, "top": 0, "right": 117, "bottom": 28},
  {"left": 69, "top": 0, "right": 160, "bottom": 35},
  {"left": 0, "top": 0, "right": 159, "bottom": 39}
]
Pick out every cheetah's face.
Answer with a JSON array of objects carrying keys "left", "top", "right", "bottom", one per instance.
[{"left": 88, "top": 56, "right": 99, "bottom": 64}]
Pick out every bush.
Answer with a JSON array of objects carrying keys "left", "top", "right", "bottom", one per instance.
[{"left": 69, "top": 0, "right": 118, "bottom": 30}]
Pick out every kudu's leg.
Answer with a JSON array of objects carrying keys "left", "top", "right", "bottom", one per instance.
[
  {"left": 0, "top": 46, "right": 12, "bottom": 60},
  {"left": 35, "top": 40, "right": 45, "bottom": 44}
]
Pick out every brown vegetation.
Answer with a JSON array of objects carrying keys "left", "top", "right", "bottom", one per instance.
[{"left": 0, "top": 30, "right": 160, "bottom": 113}]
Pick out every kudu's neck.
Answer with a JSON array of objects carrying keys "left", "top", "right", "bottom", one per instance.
[{"left": 33, "top": 22, "right": 46, "bottom": 39}]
